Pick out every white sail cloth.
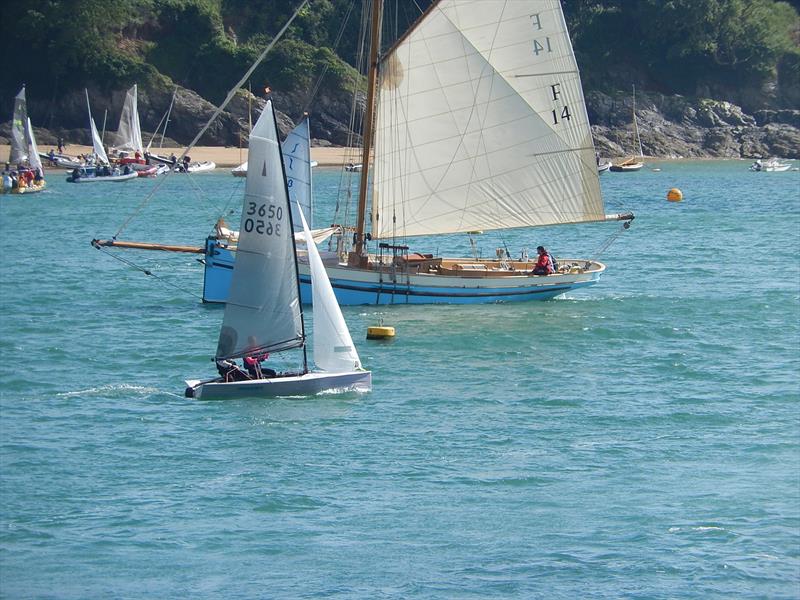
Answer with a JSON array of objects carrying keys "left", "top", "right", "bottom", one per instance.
[
  {"left": 25, "top": 118, "right": 43, "bottom": 174},
  {"left": 216, "top": 99, "right": 304, "bottom": 360},
  {"left": 10, "top": 87, "right": 28, "bottom": 165},
  {"left": 298, "top": 206, "right": 361, "bottom": 373},
  {"left": 115, "top": 84, "right": 144, "bottom": 154},
  {"left": 283, "top": 116, "right": 313, "bottom": 231},
  {"left": 90, "top": 117, "right": 109, "bottom": 164},
  {"left": 371, "top": 0, "right": 604, "bottom": 239}
]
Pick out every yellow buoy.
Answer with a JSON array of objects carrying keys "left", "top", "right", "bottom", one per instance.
[
  {"left": 667, "top": 188, "right": 683, "bottom": 202},
  {"left": 367, "top": 325, "right": 396, "bottom": 340}
]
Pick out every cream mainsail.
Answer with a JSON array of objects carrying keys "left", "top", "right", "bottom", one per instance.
[{"left": 371, "top": 0, "right": 604, "bottom": 239}]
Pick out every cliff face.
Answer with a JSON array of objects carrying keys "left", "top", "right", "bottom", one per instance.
[
  {"left": 4, "top": 83, "right": 798, "bottom": 160},
  {"left": 588, "top": 90, "right": 800, "bottom": 159}
]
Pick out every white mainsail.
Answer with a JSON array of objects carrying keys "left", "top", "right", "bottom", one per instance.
[
  {"left": 371, "top": 0, "right": 604, "bottom": 239},
  {"left": 216, "top": 99, "right": 304, "bottom": 360},
  {"left": 284, "top": 116, "right": 313, "bottom": 231},
  {"left": 90, "top": 117, "right": 109, "bottom": 165},
  {"left": 115, "top": 84, "right": 144, "bottom": 154},
  {"left": 25, "top": 118, "right": 43, "bottom": 174},
  {"left": 298, "top": 206, "right": 361, "bottom": 373},
  {"left": 10, "top": 87, "right": 28, "bottom": 165},
  {"left": 86, "top": 91, "right": 109, "bottom": 164}
]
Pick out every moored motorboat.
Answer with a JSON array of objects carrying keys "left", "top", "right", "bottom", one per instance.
[
  {"left": 749, "top": 158, "right": 792, "bottom": 172},
  {"left": 175, "top": 160, "right": 215, "bottom": 173},
  {"left": 66, "top": 166, "right": 138, "bottom": 183}
]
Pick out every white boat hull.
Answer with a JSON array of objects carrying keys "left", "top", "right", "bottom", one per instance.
[
  {"left": 176, "top": 161, "right": 216, "bottom": 173},
  {"left": 67, "top": 171, "right": 138, "bottom": 183},
  {"left": 202, "top": 239, "right": 605, "bottom": 305},
  {"left": 185, "top": 370, "right": 372, "bottom": 399},
  {"left": 610, "top": 162, "right": 644, "bottom": 172}
]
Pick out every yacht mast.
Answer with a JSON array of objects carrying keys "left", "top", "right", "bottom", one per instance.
[{"left": 353, "top": 0, "right": 383, "bottom": 260}]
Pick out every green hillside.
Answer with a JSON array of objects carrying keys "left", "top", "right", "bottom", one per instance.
[{"left": 0, "top": 0, "right": 797, "bottom": 127}]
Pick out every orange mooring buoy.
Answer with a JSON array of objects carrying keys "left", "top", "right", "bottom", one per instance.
[{"left": 667, "top": 188, "right": 683, "bottom": 202}]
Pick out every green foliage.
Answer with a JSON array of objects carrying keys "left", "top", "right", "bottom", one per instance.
[
  {"left": 564, "top": 0, "right": 800, "bottom": 95},
  {"left": 0, "top": 0, "right": 797, "bottom": 117}
]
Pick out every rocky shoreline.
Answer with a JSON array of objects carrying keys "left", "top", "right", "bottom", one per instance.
[
  {"left": 587, "top": 90, "right": 800, "bottom": 160},
  {"left": 2, "top": 85, "right": 798, "bottom": 161}
]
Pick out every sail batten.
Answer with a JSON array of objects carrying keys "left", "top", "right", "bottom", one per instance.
[{"left": 372, "top": 0, "right": 603, "bottom": 239}]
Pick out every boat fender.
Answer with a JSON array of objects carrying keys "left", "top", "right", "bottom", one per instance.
[{"left": 184, "top": 386, "right": 195, "bottom": 398}]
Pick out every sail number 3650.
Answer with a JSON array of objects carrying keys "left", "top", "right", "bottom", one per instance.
[{"left": 245, "top": 202, "right": 282, "bottom": 236}]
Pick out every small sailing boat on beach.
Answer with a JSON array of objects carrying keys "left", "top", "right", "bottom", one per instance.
[
  {"left": 110, "top": 84, "right": 159, "bottom": 175},
  {"left": 3, "top": 85, "right": 47, "bottom": 194},
  {"left": 67, "top": 91, "right": 137, "bottom": 183},
  {"left": 185, "top": 100, "right": 370, "bottom": 400},
  {"left": 611, "top": 85, "right": 645, "bottom": 172}
]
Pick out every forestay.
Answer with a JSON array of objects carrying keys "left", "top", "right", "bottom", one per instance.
[
  {"left": 215, "top": 99, "right": 304, "bottom": 361},
  {"left": 115, "top": 84, "right": 144, "bottom": 154},
  {"left": 371, "top": 0, "right": 605, "bottom": 239},
  {"left": 10, "top": 87, "right": 28, "bottom": 165},
  {"left": 297, "top": 207, "right": 362, "bottom": 373},
  {"left": 284, "top": 116, "right": 313, "bottom": 232}
]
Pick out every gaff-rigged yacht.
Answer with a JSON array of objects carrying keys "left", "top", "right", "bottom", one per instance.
[
  {"left": 206, "top": 0, "right": 633, "bottom": 305},
  {"left": 185, "top": 100, "right": 370, "bottom": 400},
  {"left": 95, "top": 0, "right": 633, "bottom": 306}
]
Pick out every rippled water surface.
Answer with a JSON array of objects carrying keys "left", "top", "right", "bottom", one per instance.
[{"left": 1, "top": 161, "right": 798, "bottom": 598}]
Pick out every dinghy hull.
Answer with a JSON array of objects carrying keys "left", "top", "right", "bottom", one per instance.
[{"left": 185, "top": 370, "right": 372, "bottom": 400}]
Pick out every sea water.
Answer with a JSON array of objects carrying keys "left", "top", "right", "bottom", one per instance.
[{"left": 1, "top": 161, "right": 798, "bottom": 598}]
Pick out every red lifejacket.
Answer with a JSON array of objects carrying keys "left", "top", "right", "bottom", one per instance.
[{"left": 536, "top": 252, "right": 554, "bottom": 274}]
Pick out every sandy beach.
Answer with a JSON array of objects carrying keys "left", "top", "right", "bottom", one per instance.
[{"left": 2, "top": 144, "right": 363, "bottom": 169}]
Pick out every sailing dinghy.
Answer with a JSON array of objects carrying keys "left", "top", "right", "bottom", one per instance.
[
  {"left": 610, "top": 85, "right": 645, "bottom": 172},
  {"left": 3, "top": 86, "right": 47, "bottom": 194},
  {"left": 185, "top": 100, "right": 370, "bottom": 400}
]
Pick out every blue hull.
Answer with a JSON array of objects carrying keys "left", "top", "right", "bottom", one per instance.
[{"left": 202, "top": 238, "right": 601, "bottom": 306}]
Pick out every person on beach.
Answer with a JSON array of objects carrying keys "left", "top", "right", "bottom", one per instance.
[
  {"left": 57, "top": 137, "right": 64, "bottom": 153},
  {"left": 532, "top": 246, "right": 555, "bottom": 275}
]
